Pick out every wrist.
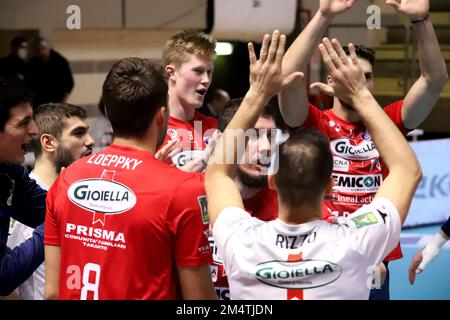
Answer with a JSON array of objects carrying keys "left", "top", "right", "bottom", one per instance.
[
  {"left": 428, "top": 231, "right": 448, "bottom": 250},
  {"left": 245, "top": 89, "right": 271, "bottom": 107},
  {"left": 411, "top": 14, "right": 429, "bottom": 24},
  {"left": 317, "top": 10, "right": 336, "bottom": 22},
  {"left": 349, "top": 88, "right": 373, "bottom": 104}
]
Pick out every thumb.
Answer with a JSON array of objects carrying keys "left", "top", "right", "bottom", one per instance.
[
  {"left": 310, "top": 82, "right": 335, "bottom": 96},
  {"left": 385, "top": 0, "right": 401, "bottom": 11},
  {"left": 282, "top": 71, "right": 304, "bottom": 87}
]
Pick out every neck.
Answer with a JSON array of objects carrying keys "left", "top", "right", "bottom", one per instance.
[
  {"left": 234, "top": 177, "right": 261, "bottom": 200},
  {"left": 332, "top": 97, "right": 361, "bottom": 123},
  {"left": 33, "top": 156, "right": 59, "bottom": 187},
  {"left": 277, "top": 197, "right": 323, "bottom": 225},
  {"left": 112, "top": 136, "right": 157, "bottom": 155},
  {"left": 168, "top": 87, "right": 196, "bottom": 122}
]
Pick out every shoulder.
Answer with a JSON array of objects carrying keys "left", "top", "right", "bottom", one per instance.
[{"left": 195, "top": 112, "right": 218, "bottom": 128}]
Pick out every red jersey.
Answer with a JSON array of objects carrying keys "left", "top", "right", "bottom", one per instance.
[
  {"left": 209, "top": 187, "right": 278, "bottom": 300},
  {"left": 160, "top": 111, "right": 217, "bottom": 168},
  {"left": 44, "top": 144, "right": 211, "bottom": 300},
  {"left": 301, "top": 100, "right": 408, "bottom": 261}
]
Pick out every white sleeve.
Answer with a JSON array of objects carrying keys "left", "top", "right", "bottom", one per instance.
[
  {"left": 212, "top": 207, "right": 256, "bottom": 274},
  {"left": 344, "top": 198, "right": 401, "bottom": 264}
]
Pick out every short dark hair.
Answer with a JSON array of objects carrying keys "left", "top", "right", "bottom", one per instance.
[
  {"left": 102, "top": 57, "right": 168, "bottom": 138},
  {"left": 31, "top": 103, "right": 87, "bottom": 158},
  {"left": 275, "top": 129, "right": 333, "bottom": 206},
  {"left": 0, "top": 78, "right": 33, "bottom": 131},
  {"left": 11, "top": 37, "right": 28, "bottom": 48},
  {"left": 218, "top": 98, "right": 285, "bottom": 132},
  {"left": 343, "top": 45, "right": 375, "bottom": 67}
]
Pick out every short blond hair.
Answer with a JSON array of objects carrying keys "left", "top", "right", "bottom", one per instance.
[{"left": 162, "top": 29, "right": 216, "bottom": 67}]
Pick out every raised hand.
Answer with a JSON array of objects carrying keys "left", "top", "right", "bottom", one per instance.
[
  {"left": 248, "top": 30, "right": 304, "bottom": 100},
  {"left": 155, "top": 138, "right": 180, "bottom": 163},
  {"left": 313, "top": 38, "right": 367, "bottom": 102},
  {"left": 385, "top": 0, "right": 429, "bottom": 20},
  {"left": 319, "top": 0, "right": 355, "bottom": 17}
]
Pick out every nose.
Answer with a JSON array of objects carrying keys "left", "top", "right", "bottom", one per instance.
[
  {"left": 85, "top": 133, "right": 95, "bottom": 147},
  {"left": 28, "top": 120, "right": 39, "bottom": 136},
  {"left": 257, "top": 130, "right": 272, "bottom": 155},
  {"left": 201, "top": 71, "right": 212, "bottom": 85}
]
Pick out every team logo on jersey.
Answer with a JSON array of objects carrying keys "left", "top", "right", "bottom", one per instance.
[
  {"left": 331, "top": 138, "right": 379, "bottom": 161},
  {"left": 167, "top": 128, "right": 178, "bottom": 139},
  {"left": 68, "top": 178, "right": 136, "bottom": 215},
  {"left": 332, "top": 173, "right": 382, "bottom": 193},
  {"left": 210, "top": 265, "right": 218, "bottom": 282},
  {"left": 254, "top": 260, "right": 342, "bottom": 289},
  {"left": 215, "top": 287, "right": 230, "bottom": 300},
  {"left": 172, "top": 149, "right": 204, "bottom": 168},
  {"left": 209, "top": 236, "right": 224, "bottom": 264},
  {"left": 198, "top": 195, "right": 209, "bottom": 224},
  {"left": 361, "top": 131, "right": 372, "bottom": 140},
  {"left": 351, "top": 212, "right": 379, "bottom": 228},
  {"left": 333, "top": 156, "right": 349, "bottom": 172}
]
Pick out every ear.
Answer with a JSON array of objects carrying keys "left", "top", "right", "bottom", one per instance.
[
  {"left": 165, "top": 65, "right": 176, "bottom": 81},
  {"left": 327, "top": 75, "right": 333, "bottom": 85},
  {"left": 40, "top": 133, "right": 58, "bottom": 153},
  {"left": 324, "top": 176, "right": 335, "bottom": 195},
  {"left": 155, "top": 106, "right": 167, "bottom": 125},
  {"left": 268, "top": 174, "right": 277, "bottom": 191}
]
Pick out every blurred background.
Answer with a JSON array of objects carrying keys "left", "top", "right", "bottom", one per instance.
[{"left": 0, "top": 0, "right": 448, "bottom": 299}]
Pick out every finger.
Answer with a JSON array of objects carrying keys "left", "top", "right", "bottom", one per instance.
[
  {"left": 318, "top": 43, "right": 337, "bottom": 75},
  {"left": 248, "top": 42, "right": 257, "bottom": 65},
  {"left": 267, "top": 30, "right": 280, "bottom": 63},
  {"left": 408, "top": 261, "right": 419, "bottom": 284},
  {"left": 310, "top": 82, "right": 335, "bottom": 96},
  {"left": 169, "top": 147, "right": 182, "bottom": 159},
  {"left": 159, "top": 139, "right": 178, "bottom": 156},
  {"left": 385, "top": 0, "right": 401, "bottom": 11},
  {"left": 259, "top": 34, "right": 271, "bottom": 63},
  {"left": 275, "top": 34, "right": 287, "bottom": 65},
  {"left": 331, "top": 38, "right": 349, "bottom": 65},
  {"left": 323, "top": 37, "right": 342, "bottom": 69},
  {"left": 282, "top": 71, "right": 304, "bottom": 87},
  {"left": 348, "top": 43, "right": 359, "bottom": 66}
]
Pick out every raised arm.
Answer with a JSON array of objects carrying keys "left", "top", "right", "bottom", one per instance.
[
  {"left": 386, "top": 0, "right": 448, "bottom": 129},
  {"left": 319, "top": 38, "right": 422, "bottom": 223},
  {"left": 205, "top": 31, "right": 303, "bottom": 226},
  {"left": 278, "top": 0, "right": 355, "bottom": 127}
]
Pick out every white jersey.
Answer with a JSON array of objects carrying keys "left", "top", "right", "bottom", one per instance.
[
  {"left": 213, "top": 198, "right": 401, "bottom": 300},
  {"left": 7, "top": 172, "right": 48, "bottom": 300}
]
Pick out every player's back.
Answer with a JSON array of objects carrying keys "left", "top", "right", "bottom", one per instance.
[
  {"left": 45, "top": 144, "right": 211, "bottom": 300},
  {"left": 214, "top": 199, "right": 400, "bottom": 300}
]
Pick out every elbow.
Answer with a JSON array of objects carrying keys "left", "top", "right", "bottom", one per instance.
[
  {"left": 410, "top": 161, "right": 423, "bottom": 186},
  {"left": 425, "top": 71, "right": 449, "bottom": 90}
]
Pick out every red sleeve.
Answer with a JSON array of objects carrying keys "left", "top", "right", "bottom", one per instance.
[
  {"left": 286, "top": 103, "right": 327, "bottom": 133},
  {"left": 44, "top": 174, "right": 63, "bottom": 246},
  {"left": 383, "top": 100, "right": 410, "bottom": 136},
  {"left": 167, "top": 177, "right": 212, "bottom": 267}
]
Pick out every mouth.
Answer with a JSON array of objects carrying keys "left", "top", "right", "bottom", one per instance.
[
  {"left": 82, "top": 148, "right": 93, "bottom": 157},
  {"left": 256, "top": 159, "right": 271, "bottom": 168},
  {"left": 21, "top": 143, "right": 32, "bottom": 154},
  {"left": 196, "top": 88, "right": 207, "bottom": 96}
]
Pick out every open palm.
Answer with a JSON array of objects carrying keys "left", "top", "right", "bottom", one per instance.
[
  {"left": 386, "top": 0, "right": 429, "bottom": 19},
  {"left": 319, "top": 0, "right": 355, "bottom": 16}
]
